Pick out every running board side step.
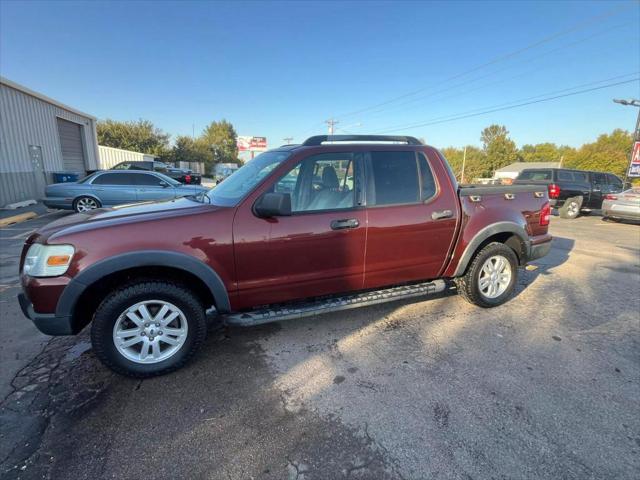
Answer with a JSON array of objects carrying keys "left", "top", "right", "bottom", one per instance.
[{"left": 223, "top": 279, "right": 447, "bottom": 327}]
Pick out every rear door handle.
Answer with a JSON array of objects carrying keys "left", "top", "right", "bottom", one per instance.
[
  {"left": 431, "top": 210, "right": 453, "bottom": 220},
  {"left": 331, "top": 218, "right": 359, "bottom": 230}
]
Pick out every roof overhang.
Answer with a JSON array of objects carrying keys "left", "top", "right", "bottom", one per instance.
[{"left": 0, "top": 76, "right": 97, "bottom": 120}]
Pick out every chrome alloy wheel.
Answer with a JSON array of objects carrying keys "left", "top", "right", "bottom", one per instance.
[
  {"left": 112, "top": 300, "right": 188, "bottom": 364},
  {"left": 478, "top": 255, "right": 512, "bottom": 299},
  {"left": 76, "top": 197, "right": 99, "bottom": 212}
]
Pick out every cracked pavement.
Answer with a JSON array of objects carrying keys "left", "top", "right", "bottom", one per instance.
[{"left": 0, "top": 213, "right": 638, "bottom": 479}]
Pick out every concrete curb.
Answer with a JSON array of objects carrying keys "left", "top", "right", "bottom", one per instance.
[{"left": 0, "top": 212, "right": 38, "bottom": 227}]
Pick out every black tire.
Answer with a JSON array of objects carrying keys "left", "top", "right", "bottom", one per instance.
[
  {"left": 455, "top": 242, "right": 519, "bottom": 308},
  {"left": 91, "top": 281, "right": 207, "bottom": 378},
  {"left": 73, "top": 196, "right": 101, "bottom": 213},
  {"left": 559, "top": 196, "right": 582, "bottom": 219}
]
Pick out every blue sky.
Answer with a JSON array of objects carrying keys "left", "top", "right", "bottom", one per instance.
[{"left": 1, "top": 0, "right": 639, "bottom": 152}]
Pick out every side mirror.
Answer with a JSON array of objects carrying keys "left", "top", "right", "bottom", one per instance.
[{"left": 255, "top": 192, "right": 292, "bottom": 218}]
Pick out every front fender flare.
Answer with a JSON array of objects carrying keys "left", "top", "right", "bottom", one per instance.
[
  {"left": 451, "top": 222, "right": 530, "bottom": 277},
  {"left": 56, "top": 250, "right": 231, "bottom": 330}
]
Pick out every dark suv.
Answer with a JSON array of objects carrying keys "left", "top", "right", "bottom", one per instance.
[{"left": 514, "top": 168, "right": 625, "bottom": 219}]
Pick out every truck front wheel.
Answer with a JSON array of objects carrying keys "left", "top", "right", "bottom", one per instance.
[
  {"left": 91, "top": 281, "right": 207, "bottom": 377},
  {"left": 455, "top": 242, "right": 518, "bottom": 308}
]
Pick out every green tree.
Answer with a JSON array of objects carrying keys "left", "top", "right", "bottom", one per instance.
[
  {"left": 480, "top": 124, "right": 518, "bottom": 176},
  {"left": 171, "top": 136, "right": 212, "bottom": 165},
  {"left": 518, "top": 143, "right": 575, "bottom": 163},
  {"left": 97, "top": 119, "right": 170, "bottom": 158},
  {"left": 564, "top": 129, "right": 633, "bottom": 178},
  {"left": 200, "top": 120, "right": 238, "bottom": 169},
  {"left": 441, "top": 146, "right": 487, "bottom": 183}
]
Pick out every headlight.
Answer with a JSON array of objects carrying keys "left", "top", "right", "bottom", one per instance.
[{"left": 23, "top": 244, "right": 75, "bottom": 277}]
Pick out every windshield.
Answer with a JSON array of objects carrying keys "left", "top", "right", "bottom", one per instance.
[{"left": 208, "top": 151, "right": 291, "bottom": 206}]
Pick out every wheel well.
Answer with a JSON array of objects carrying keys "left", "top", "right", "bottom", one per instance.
[
  {"left": 71, "top": 266, "right": 216, "bottom": 332},
  {"left": 474, "top": 232, "right": 526, "bottom": 265}
]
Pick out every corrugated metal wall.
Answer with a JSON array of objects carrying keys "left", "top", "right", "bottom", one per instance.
[
  {"left": 0, "top": 82, "right": 98, "bottom": 207},
  {"left": 98, "top": 145, "right": 157, "bottom": 169}
]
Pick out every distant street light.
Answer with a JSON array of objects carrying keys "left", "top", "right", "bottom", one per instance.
[{"left": 613, "top": 98, "right": 640, "bottom": 180}]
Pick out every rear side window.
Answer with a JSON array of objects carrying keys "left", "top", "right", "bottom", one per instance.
[
  {"left": 557, "top": 171, "right": 573, "bottom": 181},
  {"left": 592, "top": 172, "right": 607, "bottom": 186},
  {"left": 517, "top": 169, "right": 552, "bottom": 181},
  {"left": 418, "top": 154, "right": 437, "bottom": 200},
  {"left": 92, "top": 173, "right": 137, "bottom": 185},
  {"left": 369, "top": 151, "right": 419, "bottom": 205}
]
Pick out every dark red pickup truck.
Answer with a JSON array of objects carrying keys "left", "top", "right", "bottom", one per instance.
[{"left": 19, "top": 135, "right": 552, "bottom": 377}]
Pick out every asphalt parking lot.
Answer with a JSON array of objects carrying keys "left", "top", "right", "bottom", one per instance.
[{"left": 1, "top": 211, "right": 638, "bottom": 479}]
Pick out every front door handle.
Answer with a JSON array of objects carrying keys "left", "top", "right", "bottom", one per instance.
[
  {"left": 331, "top": 218, "right": 359, "bottom": 230},
  {"left": 431, "top": 210, "right": 453, "bottom": 220}
]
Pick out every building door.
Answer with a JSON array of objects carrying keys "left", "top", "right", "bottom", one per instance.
[
  {"left": 56, "top": 117, "right": 87, "bottom": 174},
  {"left": 29, "top": 145, "right": 47, "bottom": 196}
]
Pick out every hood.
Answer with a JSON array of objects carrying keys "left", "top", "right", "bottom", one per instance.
[{"left": 35, "top": 196, "right": 221, "bottom": 242}]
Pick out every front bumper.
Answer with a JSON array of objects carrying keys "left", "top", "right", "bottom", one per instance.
[{"left": 18, "top": 292, "right": 74, "bottom": 335}]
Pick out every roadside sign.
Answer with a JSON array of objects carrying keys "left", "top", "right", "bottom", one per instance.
[
  {"left": 237, "top": 136, "right": 268, "bottom": 152},
  {"left": 629, "top": 141, "right": 640, "bottom": 178}
]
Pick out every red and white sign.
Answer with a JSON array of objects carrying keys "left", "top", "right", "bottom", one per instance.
[
  {"left": 629, "top": 141, "right": 640, "bottom": 178},
  {"left": 237, "top": 136, "right": 268, "bottom": 152}
]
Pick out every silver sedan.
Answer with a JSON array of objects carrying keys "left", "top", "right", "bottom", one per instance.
[
  {"left": 602, "top": 187, "right": 640, "bottom": 222},
  {"left": 43, "top": 170, "right": 209, "bottom": 213}
]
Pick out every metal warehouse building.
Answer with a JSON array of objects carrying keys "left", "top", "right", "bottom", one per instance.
[{"left": 0, "top": 77, "right": 99, "bottom": 208}]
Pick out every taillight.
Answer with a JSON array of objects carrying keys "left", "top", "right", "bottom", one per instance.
[
  {"left": 539, "top": 202, "right": 551, "bottom": 226},
  {"left": 184, "top": 174, "right": 192, "bottom": 184},
  {"left": 548, "top": 183, "right": 560, "bottom": 199},
  {"left": 604, "top": 194, "right": 617, "bottom": 200}
]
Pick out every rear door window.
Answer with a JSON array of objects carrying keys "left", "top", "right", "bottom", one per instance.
[
  {"left": 517, "top": 169, "right": 553, "bottom": 181},
  {"left": 92, "top": 173, "right": 137, "bottom": 185},
  {"left": 135, "top": 173, "right": 166, "bottom": 186},
  {"left": 592, "top": 172, "right": 607, "bottom": 188},
  {"left": 573, "top": 171, "right": 588, "bottom": 183},
  {"left": 368, "top": 151, "right": 420, "bottom": 206}
]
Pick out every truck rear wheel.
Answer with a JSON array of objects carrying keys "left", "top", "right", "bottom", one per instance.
[
  {"left": 559, "top": 196, "right": 582, "bottom": 219},
  {"left": 455, "top": 242, "right": 518, "bottom": 308},
  {"left": 91, "top": 281, "right": 207, "bottom": 377}
]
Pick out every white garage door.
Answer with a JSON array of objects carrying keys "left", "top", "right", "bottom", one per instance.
[{"left": 56, "top": 117, "right": 86, "bottom": 173}]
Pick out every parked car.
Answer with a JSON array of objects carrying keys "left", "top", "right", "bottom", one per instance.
[
  {"left": 20, "top": 135, "right": 552, "bottom": 377},
  {"left": 602, "top": 187, "right": 640, "bottom": 222},
  {"left": 111, "top": 160, "right": 202, "bottom": 185},
  {"left": 514, "top": 167, "right": 625, "bottom": 219},
  {"left": 43, "top": 170, "right": 208, "bottom": 213}
]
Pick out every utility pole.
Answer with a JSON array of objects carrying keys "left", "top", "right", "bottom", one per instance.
[
  {"left": 325, "top": 118, "right": 339, "bottom": 135},
  {"left": 283, "top": 137, "right": 293, "bottom": 145},
  {"left": 460, "top": 146, "right": 467, "bottom": 184},
  {"left": 613, "top": 98, "right": 640, "bottom": 180}
]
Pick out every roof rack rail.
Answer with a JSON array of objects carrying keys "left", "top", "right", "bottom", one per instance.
[{"left": 302, "top": 135, "right": 423, "bottom": 146}]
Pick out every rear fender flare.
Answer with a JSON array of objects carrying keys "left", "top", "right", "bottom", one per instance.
[{"left": 452, "top": 222, "right": 529, "bottom": 277}]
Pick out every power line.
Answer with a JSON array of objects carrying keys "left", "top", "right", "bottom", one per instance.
[
  {"left": 332, "top": 4, "right": 634, "bottom": 121},
  {"left": 360, "top": 22, "right": 636, "bottom": 119},
  {"left": 374, "top": 72, "right": 639, "bottom": 133},
  {"left": 374, "top": 77, "right": 640, "bottom": 134}
]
